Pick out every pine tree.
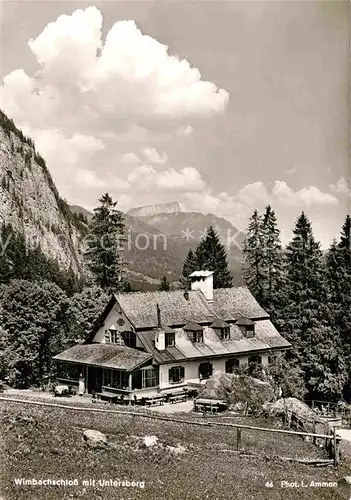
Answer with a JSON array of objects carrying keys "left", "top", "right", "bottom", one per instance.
[
  {"left": 195, "top": 226, "right": 233, "bottom": 288},
  {"left": 181, "top": 249, "right": 198, "bottom": 289},
  {"left": 280, "top": 212, "right": 344, "bottom": 400},
  {"left": 326, "top": 214, "right": 351, "bottom": 400},
  {"left": 260, "top": 206, "right": 284, "bottom": 320},
  {"left": 85, "top": 193, "right": 125, "bottom": 292},
  {"left": 159, "top": 275, "right": 170, "bottom": 291},
  {"left": 243, "top": 210, "right": 264, "bottom": 301}
]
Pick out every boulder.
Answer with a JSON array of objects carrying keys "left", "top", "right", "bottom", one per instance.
[
  {"left": 143, "top": 435, "right": 158, "bottom": 448},
  {"left": 83, "top": 429, "right": 107, "bottom": 448},
  {"left": 199, "top": 372, "right": 274, "bottom": 412}
]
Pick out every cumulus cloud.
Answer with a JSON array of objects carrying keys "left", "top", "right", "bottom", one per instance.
[
  {"left": 0, "top": 6, "right": 229, "bottom": 207},
  {"left": 0, "top": 7, "right": 228, "bottom": 136},
  {"left": 176, "top": 125, "right": 194, "bottom": 136},
  {"left": 272, "top": 181, "right": 338, "bottom": 207},
  {"left": 181, "top": 180, "right": 339, "bottom": 232},
  {"left": 127, "top": 165, "right": 206, "bottom": 191},
  {"left": 120, "top": 152, "right": 140, "bottom": 164},
  {"left": 330, "top": 176, "right": 349, "bottom": 194},
  {"left": 142, "top": 147, "right": 168, "bottom": 164}
]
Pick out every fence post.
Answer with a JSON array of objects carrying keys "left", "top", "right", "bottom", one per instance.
[
  {"left": 333, "top": 431, "right": 339, "bottom": 467},
  {"left": 312, "top": 420, "right": 316, "bottom": 445},
  {"left": 236, "top": 427, "right": 242, "bottom": 451}
]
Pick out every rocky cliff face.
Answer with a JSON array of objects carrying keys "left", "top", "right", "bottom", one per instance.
[{"left": 0, "top": 111, "right": 83, "bottom": 275}]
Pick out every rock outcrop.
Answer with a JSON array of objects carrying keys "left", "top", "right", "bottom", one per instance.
[{"left": 0, "top": 111, "right": 84, "bottom": 275}]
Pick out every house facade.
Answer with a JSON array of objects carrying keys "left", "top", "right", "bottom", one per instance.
[{"left": 54, "top": 271, "right": 291, "bottom": 399}]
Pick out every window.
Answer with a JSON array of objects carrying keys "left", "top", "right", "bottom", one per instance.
[
  {"left": 189, "top": 331, "right": 204, "bottom": 343},
  {"left": 245, "top": 326, "right": 255, "bottom": 339},
  {"left": 169, "top": 366, "right": 185, "bottom": 384},
  {"left": 105, "top": 328, "right": 122, "bottom": 345},
  {"left": 105, "top": 329, "right": 136, "bottom": 347},
  {"left": 248, "top": 355, "right": 262, "bottom": 365},
  {"left": 165, "top": 332, "right": 175, "bottom": 347},
  {"left": 103, "top": 369, "right": 129, "bottom": 389},
  {"left": 142, "top": 367, "right": 158, "bottom": 388},
  {"left": 121, "top": 331, "right": 136, "bottom": 348},
  {"left": 220, "top": 327, "right": 230, "bottom": 340},
  {"left": 225, "top": 358, "right": 239, "bottom": 373},
  {"left": 199, "top": 362, "right": 213, "bottom": 380}
]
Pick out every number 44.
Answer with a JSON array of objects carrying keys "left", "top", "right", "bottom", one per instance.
[{"left": 265, "top": 481, "right": 273, "bottom": 488}]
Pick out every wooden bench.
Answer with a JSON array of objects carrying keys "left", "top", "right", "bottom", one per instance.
[
  {"left": 145, "top": 396, "right": 164, "bottom": 407},
  {"left": 194, "top": 398, "right": 228, "bottom": 414},
  {"left": 96, "top": 392, "right": 120, "bottom": 404},
  {"left": 169, "top": 392, "right": 187, "bottom": 404}
]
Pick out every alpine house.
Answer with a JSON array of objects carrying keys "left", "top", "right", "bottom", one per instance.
[{"left": 54, "top": 271, "right": 291, "bottom": 398}]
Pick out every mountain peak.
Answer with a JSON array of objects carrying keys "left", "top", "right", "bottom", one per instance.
[{"left": 127, "top": 201, "right": 184, "bottom": 217}]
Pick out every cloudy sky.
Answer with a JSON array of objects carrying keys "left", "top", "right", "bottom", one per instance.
[{"left": 0, "top": 0, "right": 349, "bottom": 246}]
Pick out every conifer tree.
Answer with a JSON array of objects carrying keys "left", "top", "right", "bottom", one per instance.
[
  {"left": 260, "top": 206, "right": 284, "bottom": 320},
  {"left": 243, "top": 210, "right": 264, "bottom": 301},
  {"left": 326, "top": 214, "right": 351, "bottom": 400},
  {"left": 280, "top": 212, "right": 344, "bottom": 399},
  {"left": 181, "top": 249, "right": 198, "bottom": 289},
  {"left": 195, "top": 226, "right": 233, "bottom": 288},
  {"left": 159, "top": 275, "right": 170, "bottom": 291},
  {"left": 85, "top": 193, "right": 125, "bottom": 292}
]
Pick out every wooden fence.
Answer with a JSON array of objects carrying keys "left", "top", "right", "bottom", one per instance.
[{"left": 0, "top": 396, "right": 343, "bottom": 467}]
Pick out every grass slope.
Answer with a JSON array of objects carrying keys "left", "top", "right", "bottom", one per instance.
[{"left": 0, "top": 400, "right": 350, "bottom": 500}]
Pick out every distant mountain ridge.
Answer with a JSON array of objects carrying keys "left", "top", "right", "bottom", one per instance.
[
  {"left": 70, "top": 203, "right": 245, "bottom": 288},
  {"left": 127, "top": 201, "right": 184, "bottom": 217}
]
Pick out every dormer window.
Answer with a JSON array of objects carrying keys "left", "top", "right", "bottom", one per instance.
[
  {"left": 211, "top": 319, "right": 230, "bottom": 341},
  {"left": 184, "top": 322, "right": 204, "bottom": 343},
  {"left": 236, "top": 317, "right": 255, "bottom": 338},
  {"left": 165, "top": 331, "right": 175, "bottom": 347}
]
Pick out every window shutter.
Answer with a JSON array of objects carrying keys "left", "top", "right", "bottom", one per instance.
[
  {"left": 180, "top": 366, "right": 185, "bottom": 380},
  {"left": 209, "top": 363, "right": 213, "bottom": 376}
]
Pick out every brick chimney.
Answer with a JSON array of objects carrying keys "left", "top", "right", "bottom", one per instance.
[{"left": 189, "top": 270, "right": 214, "bottom": 304}]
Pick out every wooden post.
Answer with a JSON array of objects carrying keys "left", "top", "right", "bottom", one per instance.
[
  {"left": 311, "top": 400, "right": 314, "bottom": 410},
  {"left": 312, "top": 420, "right": 316, "bottom": 445},
  {"left": 236, "top": 427, "right": 242, "bottom": 451},
  {"left": 333, "top": 431, "right": 339, "bottom": 467}
]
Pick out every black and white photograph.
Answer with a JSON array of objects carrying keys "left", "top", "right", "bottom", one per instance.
[{"left": 0, "top": 0, "right": 350, "bottom": 499}]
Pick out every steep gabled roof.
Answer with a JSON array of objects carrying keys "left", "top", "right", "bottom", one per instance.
[
  {"left": 212, "top": 287, "right": 269, "bottom": 321},
  {"left": 116, "top": 290, "right": 215, "bottom": 328}
]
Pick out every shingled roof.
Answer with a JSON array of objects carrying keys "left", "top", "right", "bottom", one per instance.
[
  {"left": 115, "top": 290, "right": 215, "bottom": 328},
  {"left": 212, "top": 287, "right": 269, "bottom": 321},
  {"left": 136, "top": 319, "right": 290, "bottom": 364},
  {"left": 53, "top": 344, "right": 152, "bottom": 371}
]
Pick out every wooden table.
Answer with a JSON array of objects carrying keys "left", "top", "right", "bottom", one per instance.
[
  {"left": 145, "top": 395, "right": 164, "bottom": 407},
  {"left": 194, "top": 398, "right": 228, "bottom": 413}
]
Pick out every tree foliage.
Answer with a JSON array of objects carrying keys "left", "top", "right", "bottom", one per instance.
[
  {"left": 0, "top": 223, "right": 83, "bottom": 295},
  {"left": 0, "top": 280, "right": 68, "bottom": 387},
  {"left": 181, "top": 226, "right": 232, "bottom": 289},
  {"left": 159, "top": 275, "right": 170, "bottom": 291},
  {"left": 64, "top": 286, "right": 109, "bottom": 347},
  {"left": 85, "top": 193, "right": 126, "bottom": 292}
]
